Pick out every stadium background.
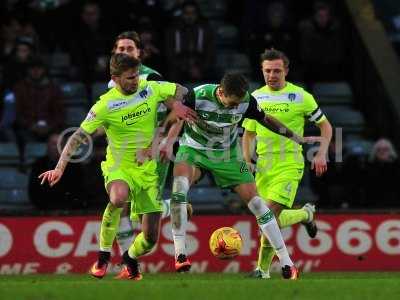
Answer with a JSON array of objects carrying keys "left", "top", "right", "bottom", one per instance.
[{"left": 0, "top": 0, "right": 399, "bottom": 275}]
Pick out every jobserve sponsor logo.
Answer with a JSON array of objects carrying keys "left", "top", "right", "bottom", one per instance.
[{"left": 121, "top": 103, "right": 151, "bottom": 125}]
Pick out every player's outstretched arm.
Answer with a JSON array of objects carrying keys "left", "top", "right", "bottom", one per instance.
[
  {"left": 244, "top": 97, "right": 304, "bottom": 144},
  {"left": 262, "top": 114, "right": 305, "bottom": 144},
  {"left": 38, "top": 128, "right": 91, "bottom": 187}
]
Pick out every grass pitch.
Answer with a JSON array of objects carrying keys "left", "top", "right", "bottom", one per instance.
[{"left": 1, "top": 272, "right": 399, "bottom": 300}]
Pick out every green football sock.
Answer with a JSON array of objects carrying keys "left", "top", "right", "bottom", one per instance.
[
  {"left": 257, "top": 235, "right": 275, "bottom": 272},
  {"left": 99, "top": 203, "right": 123, "bottom": 251},
  {"left": 257, "top": 209, "right": 308, "bottom": 271},
  {"left": 128, "top": 232, "right": 156, "bottom": 258},
  {"left": 278, "top": 209, "right": 308, "bottom": 228}
]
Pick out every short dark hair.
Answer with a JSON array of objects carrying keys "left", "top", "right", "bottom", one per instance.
[
  {"left": 112, "top": 31, "right": 141, "bottom": 53},
  {"left": 110, "top": 53, "right": 140, "bottom": 76},
  {"left": 260, "top": 48, "right": 290, "bottom": 68},
  {"left": 220, "top": 73, "right": 249, "bottom": 98}
]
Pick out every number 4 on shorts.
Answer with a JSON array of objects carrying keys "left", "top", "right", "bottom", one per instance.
[{"left": 284, "top": 182, "right": 292, "bottom": 194}]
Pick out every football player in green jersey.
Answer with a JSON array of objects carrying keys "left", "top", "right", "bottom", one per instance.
[
  {"left": 39, "top": 53, "right": 195, "bottom": 280},
  {"left": 242, "top": 49, "right": 332, "bottom": 279},
  {"left": 109, "top": 31, "right": 192, "bottom": 256},
  {"left": 164, "top": 72, "right": 318, "bottom": 279}
]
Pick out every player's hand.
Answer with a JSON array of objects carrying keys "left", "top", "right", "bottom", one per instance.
[
  {"left": 136, "top": 147, "right": 152, "bottom": 165},
  {"left": 38, "top": 169, "right": 63, "bottom": 187},
  {"left": 172, "top": 101, "right": 197, "bottom": 122},
  {"left": 311, "top": 153, "right": 327, "bottom": 177}
]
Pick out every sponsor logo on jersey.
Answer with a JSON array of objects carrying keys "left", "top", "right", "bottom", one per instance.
[
  {"left": 139, "top": 89, "right": 148, "bottom": 99},
  {"left": 108, "top": 100, "right": 128, "bottom": 110},
  {"left": 121, "top": 103, "right": 151, "bottom": 125},
  {"left": 85, "top": 110, "right": 96, "bottom": 121},
  {"left": 254, "top": 92, "right": 303, "bottom": 103},
  {"left": 108, "top": 87, "right": 152, "bottom": 111},
  {"left": 263, "top": 103, "right": 290, "bottom": 113}
]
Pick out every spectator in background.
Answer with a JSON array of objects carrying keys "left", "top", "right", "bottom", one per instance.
[
  {"left": 29, "top": 133, "right": 86, "bottom": 209},
  {"left": 17, "top": 16, "right": 40, "bottom": 51},
  {"left": 2, "top": 36, "right": 36, "bottom": 90},
  {"left": 69, "top": 1, "right": 112, "bottom": 84},
  {"left": 164, "top": 0, "right": 186, "bottom": 22},
  {"left": 113, "top": 0, "right": 165, "bottom": 32},
  {"left": 165, "top": 0, "right": 215, "bottom": 82},
  {"left": 0, "top": 16, "right": 21, "bottom": 64},
  {"left": 138, "top": 17, "right": 164, "bottom": 72},
  {"left": 365, "top": 138, "right": 400, "bottom": 207},
  {"left": 298, "top": 1, "right": 346, "bottom": 83},
  {"left": 0, "top": 90, "right": 16, "bottom": 142},
  {"left": 245, "top": 2, "right": 297, "bottom": 81},
  {"left": 225, "top": 0, "right": 245, "bottom": 28},
  {"left": 13, "top": 56, "right": 65, "bottom": 165}
]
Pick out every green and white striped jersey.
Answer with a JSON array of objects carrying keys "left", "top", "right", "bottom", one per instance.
[{"left": 180, "top": 84, "right": 265, "bottom": 151}]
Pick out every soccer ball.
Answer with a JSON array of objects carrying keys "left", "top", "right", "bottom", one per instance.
[{"left": 209, "top": 227, "right": 242, "bottom": 259}]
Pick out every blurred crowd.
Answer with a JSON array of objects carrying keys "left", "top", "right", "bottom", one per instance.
[
  {"left": 310, "top": 137, "right": 400, "bottom": 209},
  {"left": 0, "top": 0, "right": 348, "bottom": 88},
  {"left": 0, "top": 0, "right": 398, "bottom": 211}
]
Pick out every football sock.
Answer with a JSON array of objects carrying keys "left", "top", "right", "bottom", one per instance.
[
  {"left": 171, "top": 176, "right": 189, "bottom": 258},
  {"left": 98, "top": 251, "right": 111, "bottom": 267},
  {"left": 257, "top": 235, "right": 275, "bottom": 272},
  {"left": 256, "top": 210, "right": 308, "bottom": 272},
  {"left": 161, "top": 198, "right": 171, "bottom": 219},
  {"left": 128, "top": 232, "right": 155, "bottom": 258},
  {"left": 256, "top": 210, "right": 307, "bottom": 272},
  {"left": 247, "top": 196, "right": 293, "bottom": 267},
  {"left": 99, "top": 203, "right": 123, "bottom": 251},
  {"left": 116, "top": 216, "right": 135, "bottom": 254},
  {"left": 123, "top": 251, "right": 139, "bottom": 271},
  {"left": 279, "top": 209, "right": 308, "bottom": 228}
]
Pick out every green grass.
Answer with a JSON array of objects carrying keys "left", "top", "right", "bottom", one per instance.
[{"left": 1, "top": 273, "right": 400, "bottom": 300}]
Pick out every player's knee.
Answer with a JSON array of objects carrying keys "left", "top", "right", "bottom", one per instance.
[
  {"left": 240, "top": 189, "right": 256, "bottom": 204},
  {"left": 241, "top": 192, "right": 253, "bottom": 203},
  {"left": 110, "top": 190, "right": 129, "bottom": 208},
  {"left": 235, "top": 183, "right": 258, "bottom": 203}
]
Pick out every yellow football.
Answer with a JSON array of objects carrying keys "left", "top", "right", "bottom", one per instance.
[{"left": 209, "top": 227, "right": 242, "bottom": 259}]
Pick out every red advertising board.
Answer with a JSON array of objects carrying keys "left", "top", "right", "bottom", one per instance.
[{"left": 0, "top": 214, "right": 399, "bottom": 274}]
